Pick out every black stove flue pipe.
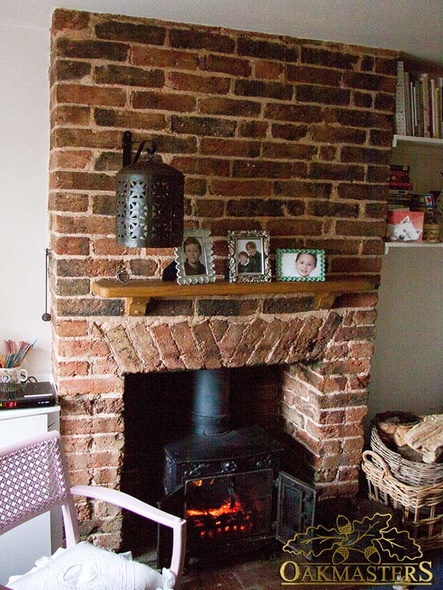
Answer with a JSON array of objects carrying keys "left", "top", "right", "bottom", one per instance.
[{"left": 192, "top": 368, "right": 231, "bottom": 436}]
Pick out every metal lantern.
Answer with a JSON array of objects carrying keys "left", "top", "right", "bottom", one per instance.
[{"left": 116, "top": 132, "right": 184, "bottom": 248}]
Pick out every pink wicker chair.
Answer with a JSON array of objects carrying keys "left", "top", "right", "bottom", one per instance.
[{"left": 0, "top": 431, "right": 186, "bottom": 589}]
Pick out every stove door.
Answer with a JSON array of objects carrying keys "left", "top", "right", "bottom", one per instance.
[{"left": 275, "top": 471, "right": 316, "bottom": 545}]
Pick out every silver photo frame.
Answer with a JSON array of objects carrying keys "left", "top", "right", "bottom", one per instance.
[
  {"left": 228, "top": 230, "right": 271, "bottom": 283},
  {"left": 276, "top": 249, "right": 325, "bottom": 282},
  {"left": 175, "top": 229, "right": 216, "bottom": 285}
]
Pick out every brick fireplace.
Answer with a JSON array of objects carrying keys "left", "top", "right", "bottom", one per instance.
[{"left": 49, "top": 9, "right": 398, "bottom": 550}]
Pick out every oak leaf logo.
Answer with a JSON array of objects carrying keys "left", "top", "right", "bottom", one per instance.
[{"left": 283, "top": 513, "right": 422, "bottom": 564}]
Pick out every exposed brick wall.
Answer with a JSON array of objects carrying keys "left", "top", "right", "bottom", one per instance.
[{"left": 49, "top": 8, "right": 398, "bottom": 549}]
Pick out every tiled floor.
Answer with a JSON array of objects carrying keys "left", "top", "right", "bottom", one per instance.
[
  {"left": 180, "top": 555, "right": 286, "bottom": 590},
  {"left": 140, "top": 531, "right": 441, "bottom": 590},
  {"left": 178, "top": 549, "right": 370, "bottom": 590},
  {"left": 177, "top": 547, "right": 442, "bottom": 590}
]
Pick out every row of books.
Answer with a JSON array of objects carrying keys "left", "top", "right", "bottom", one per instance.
[
  {"left": 388, "top": 164, "right": 413, "bottom": 210},
  {"left": 395, "top": 61, "right": 443, "bottom": 138},
  {"left": 388, "top": 165, "right": 439, "bottom": 223}
]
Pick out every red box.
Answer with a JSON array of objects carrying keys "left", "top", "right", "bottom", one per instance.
[{"left": 386, "top": 210, "right": 424, "bottom": 242}]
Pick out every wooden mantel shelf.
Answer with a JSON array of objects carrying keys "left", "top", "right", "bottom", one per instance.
[{"left": 92, "top": 277, "right": 376, "bottom": 316}]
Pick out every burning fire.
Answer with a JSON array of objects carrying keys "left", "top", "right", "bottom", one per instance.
[
  {"left": 187, "top": 494, "right": 254, "bottom": 539},
  {"left": 187, "top": 497, "right": 244, "bottom": 519}
]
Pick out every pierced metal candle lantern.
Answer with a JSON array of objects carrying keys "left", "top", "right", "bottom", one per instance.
[{"left": 116, "top": 132, "right": 184, "bottom": 248}]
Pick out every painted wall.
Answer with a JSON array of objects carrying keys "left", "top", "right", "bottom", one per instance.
[
  {"left": 0, "top": 23, "right": 51, "bottom": 379},
  {"left": 367, "top": 246, "right": 443, "bottom": 425}
]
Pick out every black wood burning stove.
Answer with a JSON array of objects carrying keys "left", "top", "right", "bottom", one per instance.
[{"left": 158, "top": 369, "right": 316, "bottom": 564}]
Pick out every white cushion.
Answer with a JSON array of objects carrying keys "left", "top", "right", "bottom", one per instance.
[{"left": 7, "top": 541, "right": 175, "bottom": 590}]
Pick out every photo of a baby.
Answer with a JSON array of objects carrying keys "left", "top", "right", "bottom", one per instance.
[{"left": 277, "top": 249, "right": 325, "bottom": 282}]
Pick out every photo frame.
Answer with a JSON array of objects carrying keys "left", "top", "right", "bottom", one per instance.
[
  {"left": 175, "top": 229, "right": 216, "bottom": 285},
  {"left": 228, "top": 230, "right": 271, "bottom": 283},
  {"left": 276, "top": 249, "right": 325, "bottom": 282}
]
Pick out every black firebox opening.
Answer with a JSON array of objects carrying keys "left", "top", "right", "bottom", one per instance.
[
  {"left": 120, "top": 366, "right": 283, "bottom": 556},
  {"left": 160, "top": 368, "right": 284, "bottom": 562}
]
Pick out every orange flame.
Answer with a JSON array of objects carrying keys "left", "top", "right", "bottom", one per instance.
[{"left": 187, "top": 497, "right": 244, "bottom": 518}]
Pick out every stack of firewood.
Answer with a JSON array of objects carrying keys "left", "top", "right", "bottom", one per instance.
[{"left": 378, "top": 414, "right": 443, "bottom": 464}]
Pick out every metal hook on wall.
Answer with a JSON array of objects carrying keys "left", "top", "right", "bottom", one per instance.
[{"left": 42, "top": 248, "right": 52, "bottom": 322}]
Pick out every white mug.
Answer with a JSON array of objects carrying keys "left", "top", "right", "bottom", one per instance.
[{"left": 0, "top": 367, "right": 28, "bottom": 384}]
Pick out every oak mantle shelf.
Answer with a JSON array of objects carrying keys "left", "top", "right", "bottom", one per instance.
[{"left": 92, "top": 277, "right": 376, "bottom": 316}]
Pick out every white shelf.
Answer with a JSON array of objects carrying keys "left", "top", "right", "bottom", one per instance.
[
  {"left": 384, "top": 242, "right": 443, "bottom": 253},
  {"left": 393, "top": 134, "right": 443, "bottom": 148}
]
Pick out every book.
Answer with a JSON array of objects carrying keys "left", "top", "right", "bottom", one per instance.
[
  {"left": 395, "top": 61, "right": 407, "bottom": 135},
  {"left": 390, "top": 164, "right": 411, "bottom": 171},
  {"left": 389, "top": 170, "right": 410, "bottom": 183},
  {"left": 389, "top": 181, "right": 414, "bottom": 190}
]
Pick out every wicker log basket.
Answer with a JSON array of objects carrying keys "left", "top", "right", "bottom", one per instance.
[
  {"left": 363, "top": 412, "right": 443, "bottom": 551},
  {"left": 362, "top": 450, "right": 443, "bottom": 551},
  {"left": 370, "top": 412, "right": 443, "bottom": 486}
]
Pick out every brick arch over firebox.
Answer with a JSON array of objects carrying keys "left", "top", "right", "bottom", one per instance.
[{"left": 97, "top": 311, "right": 342, "bottom": 373}]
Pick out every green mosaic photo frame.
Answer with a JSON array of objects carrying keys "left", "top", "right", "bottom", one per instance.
[{"left": 276, "top": 249, "right": 325, "bottom": 282}]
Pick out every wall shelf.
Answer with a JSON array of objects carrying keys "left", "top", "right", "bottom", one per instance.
[
  {"left": 92, "top": 277, "right": 377, "bottom": 316},
  {"left": 393, "top": 134, "right": 443, "bottom": 148},
  {"left": 384, "top": 242, "right": 442, "bottom": 253}
]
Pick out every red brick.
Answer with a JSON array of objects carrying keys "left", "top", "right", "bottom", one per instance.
[
  {"left": 150, "top": 324, "right": 186, "bottom": 370},
  {"left": 131, "top": 90, "right": 195, "bottom": 112},
  {"left": 130, "top": 323, "right": 164, "bottom": 372},
  {"left": 202, "top": 53, "right": 251, "bottom": 77},
  {"left": 51, "top": 149, "right": 94, "bottom": 170},
  {"left": 58, "top": 376, "right": 122, "bottom": 395},
  {"left": 56, "top": 338, "right": 110, "bottom": 358},
  {"left": 192, "top": 322, "right": 222, "bottom": 369},
  {"left": 52, "top": 236, "right": 90, "bottom": 256},
  {"left": 210, "top": 178, "right": 272, "bottom": 197},
  {"left": 91, "top": 358, "right": 119, "bottom": 375},
  {"left": 48, "top": 192, "right": 88, "bottom": 213},
  {"left": 51, "top": 105, "right": 91, "bottom": 126},
  {"left": 52, "top": 215, "right": 114, "bottom": 236},
  {"left": 169, "top": 321, "right": 205, "bottom": 370},
  {"left": 55, "top": 319, "right": 90, "bottom": 338},
  {"left": 58, "top": 360, "right": 90, "bottom": 377},
  {"left": 54, "top": 84, "right": 127, "bottom": 107},
  {"left": 169, "top": 28, "right": 235, "bottom": 53},
  {"left": 50, "top": 170, "right": 114, "bottom": 192},
  {"left": 255, "top": 60, "right": 285, "bottom": 80},
  {"left": 131, "top": 46, "right": 198, "bottom": 69},
  {"left": 52, "top": 9, "right": 90, "bottom": 32}
]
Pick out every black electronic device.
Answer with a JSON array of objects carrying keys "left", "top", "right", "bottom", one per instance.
[{"left": 0, "top": 381, "right": 56, "bottom": 410}]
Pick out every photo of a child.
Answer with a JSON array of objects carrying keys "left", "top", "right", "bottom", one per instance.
[
  {"left": 228, "top": 230, "right": 271, "bottom": 283},
  {"left": 183, "top": 236, "right": 206, "bottom": 275},
  {"left": 237, "top": 251, "right": 250, "bottom": 273},
  {"left": 244, "top": 241, "right": 262, "bottom": 273},
  {"left": 277, "top": 249, "right": 325, "bottom": 282},
  {"left": 174, "top": 229, "right": 216, "bottom": 285},
  {"left": 294, "top": 251, "right": 317, "bottom": 278}
]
